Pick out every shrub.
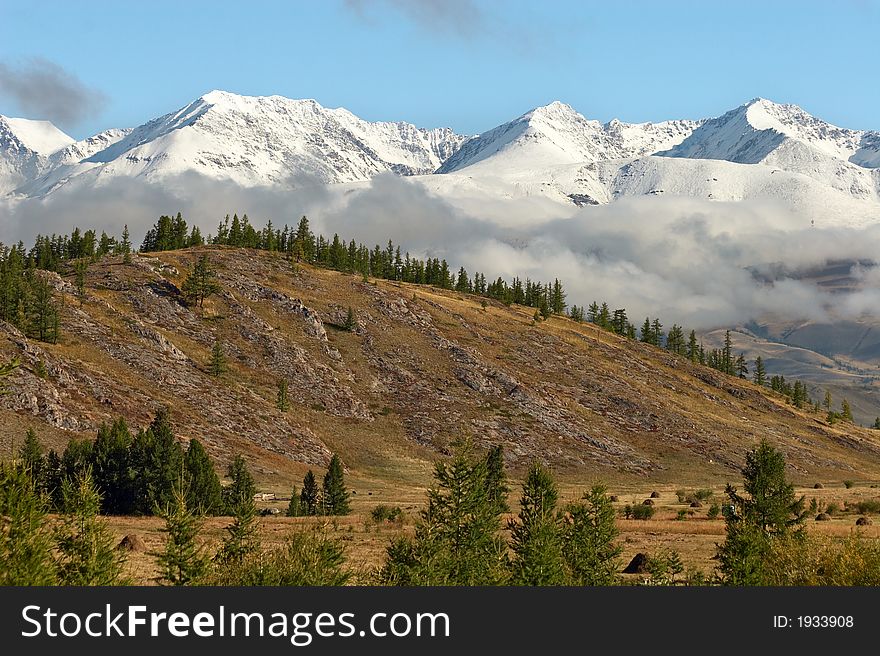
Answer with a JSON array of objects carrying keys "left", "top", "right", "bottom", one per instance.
[
  {"left": 676, "top": 509, "right": 687, "bottom": 521},
  {"left": 371, "top": 505, "right": 403, "bottom": 524},
  {"left": 853, "top": 500, "right": 880, "bottom": 515},
  {"left": 707, "top": 503, "right": 720, "bottom": 520},
  {"left": 205, "top": 531, "right": 350, "bottom": 586},
  {"left": 844, "top": 480, "right": 854, "bottom": 489},
  {"left": 631, "top": 504, "right": 655, "bottom": 520}
]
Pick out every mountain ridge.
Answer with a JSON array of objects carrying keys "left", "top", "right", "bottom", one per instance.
[{"left": 3, "top": 92, "right": 880, "bottom": 225}]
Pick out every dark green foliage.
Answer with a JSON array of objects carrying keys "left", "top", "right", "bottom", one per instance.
[
  {"left": 140, "top": 213, "right": 191, "bottom": 252},
  {"left": 0, "top": 462, "right": 57, "bottom": 585},
  {"left": 841, "top": 399, "right": 854, "bottom": 422},
  {"left": 371, "top": 505, "right": 403, "bottom": 523},
  {"left": 54, "top": 469, "right": 126, "bottom": 585},
  {"left": 753, "top": 356, "right": 766, "bottom": 386},
  {"left": 18, "top": 428, "right": 43, "bottom": 481},
  {"left": 630, "top": 503, "right": 655, "bottom": 520},
  {"left": 321, "top": 454, "right": 351, "bottom": 516},
  {"left": 155, "top": 482, "right": 209, "bottom": 586},
  {"left": 205, "top": 531, "right": 350, "bottom": 586},
  {"left": 561, "top": 484, "right": 621, "bottom": 585},
  {"left": 184, "top": 439, "right": 223, "bottom": 515},
  {"left": 91, "top": 419, "right": 134, "bottom": 514},
  {"left": 300, "top": 470, "right": 320, "bottom": 516},
  {"left": 484, "top": 444, "right": 510, "bottom": 514},
  {"left": 717, "top": 440, "right": 806, "bottom": 585},
  {"left": 342, "top": 306, "right": 357, "bottom": 331},
  {"left": 286, "top": 488, "right": 300, "bottom": 517},
  {"left": 379, "top": 441, "right": 508, "bottom": 585},
  {"left": 209, "top": 339, "right": 227, "bottom": 377},
  {"left": 508, "top": 463, "right": 566, "bottom": 586},
  {"left": 223, "top": 455, "right": 257, "bottom": 514},
  {"left": 73, "top": 259, "right": 88, "bottom": 304},
  {"left": 216, "top": 491, "right": 259, "bottom": 565},
  {"left": 181, "top": 254, "right": 221, "bottom": 308},
  {"left": 0, "top": 357, "right": 19, "bottom": 395},
  {"left": 128, "top": 409, "right": 185, "bottom": 515},
  {"left": 276, "top": 378, "right": 289, "bottom": 412}
]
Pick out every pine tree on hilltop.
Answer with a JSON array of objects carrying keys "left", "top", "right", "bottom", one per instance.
[
  {"left": 120, "top": 225, "right": 132, "bottom": 264},
  {"left": 753, "top": 356, "right": 766, "bottom": 386},
  {"left": 321, "top": 454, "right": 351, "bottom": 516},
  {"left": 687, "top": 330, "right": 699, "bottom": 362},
  {"left": 300, "top": 470, "right": 320, "bottom": 516},
  {"left": 181, "top": 254, "right": 221, "bottom": 308},
  {"left": 841, "top": 399, "right": 854, "bottom": 422}
]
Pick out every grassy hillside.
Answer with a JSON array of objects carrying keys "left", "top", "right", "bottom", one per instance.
[{"left": 4, "top": 246, "right": 880, "bottom": 493}]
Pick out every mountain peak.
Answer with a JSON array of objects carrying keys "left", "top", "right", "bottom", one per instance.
[{"left": 0, "top": 115, "right": 74, "bottom": 155}]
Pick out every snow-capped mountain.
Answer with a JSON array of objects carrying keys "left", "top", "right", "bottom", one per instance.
[
  {"left": 0, "top": 115, "right": 75, "bottom": 194},
  {"left": 438, "top": 101, "right": 699, "bottom": 174},
  {"left": 14, "top": 91, "right": 469, "bottom": 196},
  {"left": 3, "top": 92, "right": 880, "bottom": 227},
  {"left": 659, "top": 98, "right": 880, "bottom": 201}
]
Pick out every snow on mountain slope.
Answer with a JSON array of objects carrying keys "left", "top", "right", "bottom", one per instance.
[
  {"left": 1, "top": 117, "right": 73, "bottom": 155},
  {"left": 0, "top": 115, "right": 76, "bottom": 194},
  {"left": 49, "top": 128, "right": 132, "bottom": 167},
  {"left": 32, "top": 90, "right": 468, "bottom": 191},
  {"left": 438, "top": 101, "right": 699, "bottom": 175},
  {"left": 660, "top": 99, "right": 880, "bottom": 199},
  {"left": 606, "top": 156, "right": 880, "bottom": 226}
]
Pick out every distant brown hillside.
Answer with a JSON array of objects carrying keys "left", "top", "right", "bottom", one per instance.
[{"left": 3, "top": 246, "right": 880, "bottom": 490}]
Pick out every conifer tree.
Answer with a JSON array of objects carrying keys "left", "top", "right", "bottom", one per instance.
[
  {"left": 55, "top": 469, "right": 126, "bottom": 585},
  {"left": 379, "top": 441, "right": 507, "bottom": 585},
  {"left": 687, "top": 330, "right": 699, "bottom": 362},
  {"left": 561, "top": 484, "right": 621, "bottom": 585},
  {"left": 300, "top": 470, "right": 320, "bottom": 516},
  {"left": 216, "top": 490, "right": 259, "bottom": 565},
  {"left": 209, "top": 339, "right": 227, "bottom": 377},
  {"left": 181, "top": 254, "right": 221, "bottom": 308},
  {"left": 277, "top": 378, "right": 290, "bottom": 412},
  {"left": 0, "top": 462, "right": 57, "bottom": 585},
  {"left": 753, "top": 356, "right": 766, "bottom": 386},
  {"left": 485, "top": 445, "right": 509, "bottom": 514},
  {"left": 18, "top": 428, "right": 43, "bottom": 483},
  {"left": 717, "top": 440, "right": 806, "bottom": 585},
  {"left": 129, "top": 408, "right": 184, "bottom": 515},
  {"left": 508, "top": 463, "right": 566, "bottom": 585},
  {"left": 321, "top": 454, "right": 351, "bottom": 516},
  {"left": 184, "top": 439, "right": 223, "bottom": 515},
  {"left": 74, "top": 259, "right": 88, "bottom": 304},
  {"left": 873, "top": 417, "right": 880, "bottom": 430},
  {"left": 286, "top": 487, "right": 300, "bottom": 517},
  {"left": 343, "top": 306, "right": 357, "bottom": 332},
  {"left": 823, "top": 390, "right": 833, "bottom": 411},
  {"left": 156, "top": 481, "right": 208, "bottom": 585},
  {"left": 222, "top": 455, "right": 256, "bottom": 514},
  {"left": 841, "top": 399, "right": 854, "bottom": 422},
  {"left": 120, "top": 225, "right": 132, "bottom": 264},
  {"left": 91, "top": 419, "right": 134, "bottom": 514}
]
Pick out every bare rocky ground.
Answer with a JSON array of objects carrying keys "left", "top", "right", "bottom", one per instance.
[{"left": 4, "top": 246, "right": 880, "bottom": 489}]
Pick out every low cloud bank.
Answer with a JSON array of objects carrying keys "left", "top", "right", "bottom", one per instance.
[{"left": 3, "top": 173, "right": 880, "bottom": 330}]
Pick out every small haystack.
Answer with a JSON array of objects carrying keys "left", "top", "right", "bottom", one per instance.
[
  {"left": 623, "top": 553, "right": 649, "bottom": 574},
  {"left": 116, "top": 534, "right": 146, "bottom": 552}
]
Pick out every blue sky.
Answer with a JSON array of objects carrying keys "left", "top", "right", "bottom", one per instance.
[{"left": 1, "top": 0, "right": 878, "bottom": 138}]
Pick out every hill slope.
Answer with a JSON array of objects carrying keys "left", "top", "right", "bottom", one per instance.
[{"left": 3, "top": 247, "right": 880, "bottom": 488}]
